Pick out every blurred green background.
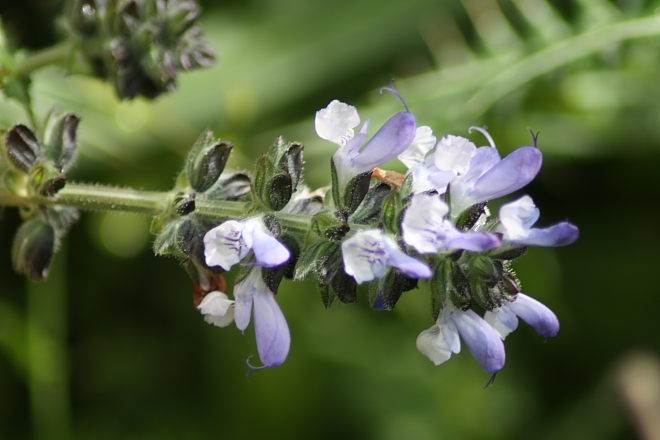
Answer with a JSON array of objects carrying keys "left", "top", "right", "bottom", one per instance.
[{"left": 2, "top": 0, "right": 660, "bottom": 439}]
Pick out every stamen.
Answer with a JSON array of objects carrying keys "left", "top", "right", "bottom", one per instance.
[
  {"left": 380, "top": 79, "right": 409, "bottom": 112},
  {"left": 468, "top": 125, "right": 497, "bottom": 149},
  {"left": 483, "top": 372, "right": 497, "bottom": 389},
  {"left": 528, "top": 128, "right": 540, "bottom": 148}
]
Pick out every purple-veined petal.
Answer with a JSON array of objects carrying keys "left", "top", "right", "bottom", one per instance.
[
  {"left": 469, "top": 146, "right": 543, "bottom": 205},
  {"left": 451, "top": 308, "right": 506, "bottom": 373},
  {"left": 402, "top": 193, "right": 450, "bottom": 254},
  {"left": 352, "top": 111, "right": 416, "bottom": 170},
  {"left": 416, "top": 324, "right": 455, "bottom": 366},
  {"left": 508, "top": 293, "right": 559, "bottom": 338},
  {"left": 203, "top": 220, "right": 247, "bottom": 270},
  {"left": 399, "top": 126, "right": 436, "bottom": 169},
  {"left": 341, "top": 230, "right": 388, "bottom": 284},
  {"left": 342, "top": 229, "right": 431, "bottom": 283},
  {"left": 516, "top": 222, "right": 579, "bottom": 247},
  {"left": 198, "top": 291, "right": 235, "bottom": 328},
  {"left": 250, "top": 225, "right": 291, "bottom": 267},
  {"left": 253, "top": 283, "right": 291, "bottom": 367},
  {"left": 484, "top": 305, "right": 519, "bottom": 340}
]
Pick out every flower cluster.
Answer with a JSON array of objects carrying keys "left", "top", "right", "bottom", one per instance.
[{"left": 185, "top": 90, "right": 578, "bottom": 374}]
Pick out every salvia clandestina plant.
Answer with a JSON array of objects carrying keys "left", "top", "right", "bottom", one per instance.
[{"left": 0, "top": 0, "right": 579, "bottom": 376}]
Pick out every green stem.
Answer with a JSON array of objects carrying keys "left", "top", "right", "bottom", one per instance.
[
  {"left": 53, "top": 184, "right": 170, "bottom": 215},
  {"left": 0, "top": 183, "right": 314, "bottom": 234},
  {"left": 193, "top": 199, "right": 251, "bottom": 220},
  {"left": 0, "top": 184, "right": 168, "bottom": 215},
  {"left": 11, "top": 42, "right": 71, "bottom": 79}
]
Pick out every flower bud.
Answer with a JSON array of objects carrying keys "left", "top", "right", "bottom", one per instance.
[
  {"left": 12, "top": 219, "right": 56, "bottom": 280},
  {"left": 41, "top": 108, "right": 80, "bottom": 172},
  {"left": 186, "top": 130, "right": 232, "bottom": 193},
  {"left": 5, "top": 124, "right": 41, "bottom": 173}
]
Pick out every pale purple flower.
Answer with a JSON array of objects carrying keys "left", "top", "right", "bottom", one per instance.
[
  {"left": 234, "top": 269, "right": 290, "bottom": 368},
  {"left": 497, "top": 196, "right": 579, "bottom": 247},
  {"left": 416, "top": 303, "right": 505, "bottom": 373},
  {"left": 316, "top": 100, "right": 416, "bottom": 189},
  {"left": 402, "top": 193, "right": 500, "bottom": 254},
  {"left": 342, "top": 229, "right": 432, "bottom": 284},
  {"left": 484, "top": 293, "right": 559, "bottom": 340},
  {"left": 450, "top": 127, "right": 543, "bottom": 217},
  {"left": 197, "top": 291, "right": 235, "bottom": 328},
  {"left": 204, "top": 217, "right": 290, "bottom": 271}
]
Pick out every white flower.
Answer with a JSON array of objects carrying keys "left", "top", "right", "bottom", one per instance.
[
  {"left": 402, "top": 193, "right": 500, "bottom": 254},
  {"left": 497, "top": 196, "right": 579, "bottom": 247},
  {"left": 203, "top": 217, "right": 290, "bottom": 271},
  {"left": 341, "top": 229, "right": 432, "bottom": 284},
  {"left": 315, "top": 100, "right": 361, "bottom": 146},
  {"left": 416, "top": 303, "right": 506, "bottom": 373}
]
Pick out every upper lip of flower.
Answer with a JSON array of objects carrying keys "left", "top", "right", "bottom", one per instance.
[{"left": 316, "top": 100, "right": 417, "bottom": 189}]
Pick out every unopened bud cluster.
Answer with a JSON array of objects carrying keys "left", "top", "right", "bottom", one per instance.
[
  {"left": 66, "top": 0, "right": 215, "bottom": 99},
  {"left": 2, "top": 108, "right": 81, "bottom": 279}
]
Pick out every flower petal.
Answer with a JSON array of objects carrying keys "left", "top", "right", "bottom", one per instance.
[
  {"left": 253, "top": 285, "right": 291, "bottom": 367},
  {"left": 342, "top": 230, "right": 387, "bottom": 284},
  {"left": 250, "top": 225, "right": 291, "bottom": 267},
  {"left": 434, "top": 135, "right": 477, "bottom": 174},
  {"left": 444, "top": 230, "right": 501, "bottom": 252},
  {"left": 352, "top": 111, "right": 416, "bottom": 170},
  {"left": 203, "top": 220, "right": 246, "bottom": 271},
  {"left": 402, "top": 193, "right": 449, "bottom": 254},
  {"left": 385, "top": 246, "right": 432, "bottom": 279},
  {"left": 484, "top": 306, "right": 519, "bottom": 340},
  {"left": 399, "top": 126, "right": 436, "bottom": 169},
  {"left": 516, "top": 222, "right": 580, "bottom": 247},
  {"left": 451, "top": 309, "right": 506, "bottom": 373},
  {"left": 416, "top": 324, "right": 455, "bottom": 366},
  {"left": 233, "top": 271, "right": 257, "bottom": 331},
  {"left": 469, "top": 146, "right": 542, "bottom": 205},
  {"left": 499, "top": 196, "right": 540, "bottom": 239},
  {"left": 198, "top": 291, "right": 235, "bottom": 328},
  {"left": 315, "top": 100, "right": 360, "bottom": 146},
  {"left": 508, "top": 293, "right": 559, "bottom": 338}
]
